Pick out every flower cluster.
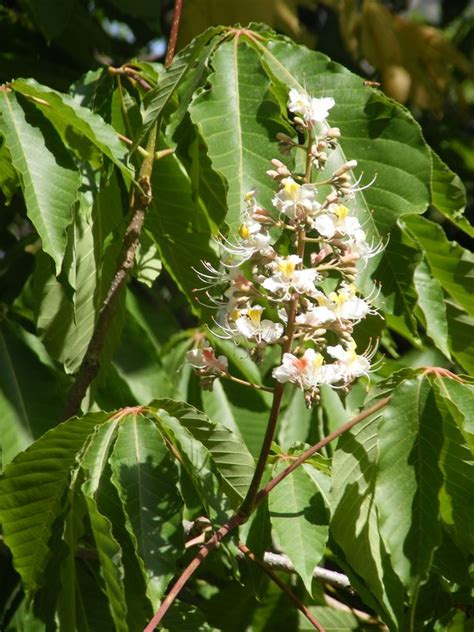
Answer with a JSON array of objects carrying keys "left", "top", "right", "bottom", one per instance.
[{"left": 187, "top": 89, "right": 383, "bottom": 406}]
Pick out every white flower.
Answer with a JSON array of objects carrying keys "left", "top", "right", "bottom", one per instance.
[
  {"left": 318, "top": 284, "right": 373, "bottom": 323},
  {"left": 272, "top": 177, "right": 320, "bottom": 221},
  {"left": 296, "top": 305, "right": 336, "bottom": 327},
  {"left": 186, "top": 347, "right": 228, "bottom": 374},
  {"left": 219, "top": 219, "right": 274, "bottom": 265},
  {"left": 312, "top": 204, "right": 362, "bottom": 239},
  {"left": 262, "top": 255, "right": 320, "bottom": 299},
  {"left": 345, "top": 229, "right": 385, "bottom": 265},
  {"left": 273, "top": 347, "right": 342, "bottom": 390},
  {"left": 288, "top": 89, "right": 335, "bottom": 127},
  {"left": 327, "top": 340, "right": 373, "bottom": 382},
  {"left": 234, "top": 305, "right": 283, "bottom": 344}
]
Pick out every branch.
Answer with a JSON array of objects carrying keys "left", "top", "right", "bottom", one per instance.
[
  {"left": 61, "top": 136, "right": 156, "bottom": 420},
  {"left": 165, "top": 0, "right": 184, "bottom": 68},
  {"left": 238, "top": 543, "right": 327, "bottom": 632}
]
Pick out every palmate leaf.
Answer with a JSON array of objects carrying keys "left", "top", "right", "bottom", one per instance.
[
  {"left": 11, "top": 78, "right": 133, "bottom": 181},
  {"left": 374, "top": 376, "right": 444, "bottom": 597},
  {"left": 189, "top": 38, "right": 283, "bottom": 230},
  {"left": 109, "top": 413, "right": 184, "bottom": 608},
  {"left": 0, "top": 90, "right": 81, "bottom": 273},
  {"left": 268, "top": 460, "right": 329, "bottom": 595},
  {"left": 0, "top": 412, "right": 109, "bottom": 593}
]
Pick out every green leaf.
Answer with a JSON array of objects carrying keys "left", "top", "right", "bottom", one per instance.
[
  {"left": 430, "top": 150, "right": 473, "bottom": 238},
  {"left": 0, "top": 141, "right": 19, "bottom": 202},
  {"left": 163, "top": 601, "right": 216, "bottom": 632},
  {"left": 277, "top": 388, "right": 312, "bottom": 449},
  {"left": 81, "top": 419, "right": 128, "bottom": 632},
  {"left": 402, "top": 215, "right": 474, "bottom": 318},
  {"left": 109, "top": 413, "right": 184, "bottom": 607},
  {"left": 330, "top": 412, "right": 405, "bottom": 628},
  {"left": 133, "top": 231, "right": 162, "bottom": 288},
  {"left": 434, "top": 377, "right": 474, "bottom": 436},
  {"left": 433, "top": 379, "right": 474, "bottom": 554},
  {"left": 189, "top": 38, "right": 282, "bottom": 229},
  {"left": 268, "top": 460, "right": 329, "bottom": 595},
  {"left": 11, "top": 78, "right": 133, "bottom": 180},
  {"left": 375, "top": 376, "right": 444, "bottom": 595},
  {"left": 414, "top": 258, "right": 451, "bottom": 358},
  {"left": 0, "top": 91, "right": 80, "bottom": 273},
  {"left": 445, "top": 301, "right": 474, "bottom": 375},
  {"left": 140, "top": 27, "right": 223, "bottom": 146},
  {"left": 0, "top": 412, "right": 108, "bottom": 593},
  {"left": 154, "top": 399, "right": 255, "bottom": 508},
  {"left": 298, "top": 607, "right": 359, "bottom": 631}
]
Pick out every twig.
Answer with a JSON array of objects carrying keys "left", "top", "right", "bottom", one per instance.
[
  {"left": 61, "top": 128, "right": 157, "bottom": 420},
  {"left": 238, "top": 543, "right": 326, "bottom": 632},
  {"left": 165, "top": 0, "right": 184, "bottom": 68},
  {"left": 324, "top": 594, "right": 387, "bottom": 629},
  {"left": 254, "top": 396, "right": 390, "bottom": 506},
  {"left": 259, "top": 552, "right": 352, "bottom": 591}
]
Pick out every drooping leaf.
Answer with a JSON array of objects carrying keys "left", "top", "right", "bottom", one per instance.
[
  {"left": 109, "top": 413, "right": 184, "bottom": 608},
  {"left": 268, "top": 459, "right": 329, "bottom": 595},
  {"left": 0, "top": 413, "right": 108, "bottom": 592},
  {"left": 375, "top": 376, "right": 444, "bottom": 596},
  {"left": 153, "top": 399, "right": 255, "bottom": 508},
  {"left": 140, "top": 27, "right": 223, "bottom": 146},
  {"left": 414, "top": 258, "right": 451, "bottom": 358},
  {"left": 0, "top": 90, "right": 81, "bottom": 273},
  {"left": 445, "top": 301, "right": 474, "bottom": 375},
  {"left": 402, "top": 214, "right": 474, "bottom": 318},
  {"left": 430, "top": 149, "right": 472, "bottom": 238},
  {"left": 11, "top": 79, "right": 133, "bottom": 181},
  {"left": 0, "top": 141, "right": 19, "bottom": 202},
  {"left": 189, "top": 38, "right": 282, "bottom": 229}
]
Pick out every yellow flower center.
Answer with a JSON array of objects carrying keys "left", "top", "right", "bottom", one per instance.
[
  {"left": 311, "top": 353, "right": 324, "bottom": 370},
  {"left": 248, "top": 307, "right": 262, "bottom": 324},
  {"left": 239, "top": 223, "right": 250, "bottom": 239},
  {"left": 284, "top": 179, "right": 300, "bottom": 199},
  {"left": 335, "top": 205, "right": 350, "bottom": 221},
  {"left": 278, "top": 259, "right": 296, "bottom": 278}
]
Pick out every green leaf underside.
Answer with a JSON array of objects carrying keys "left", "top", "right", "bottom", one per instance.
[
  {"left": 0, "top": 90, "right": 80, "bottom": 273},
  {"left": 189, "top": 39, "right": 281, "bottom": 230},
  {"left": 0, "top": 412, "right": 109, "bottom": 592},
  {"left": 375, "top": 376, "right": 444, "bottom": 595},
  {"left": 110, "top": 413, "right": 184, "bottom": 607},
  {"left": 330, "top": 413, "right": 404, "bottom": 629},
  {"left": 153, "top": 399, "right": 255, "bottom": 507},
  {"left": 12, "top": 78, "right": 133, "bottom": 180},
  {"left": 269, "top": 460, "right": 329, "bottom": 595}
]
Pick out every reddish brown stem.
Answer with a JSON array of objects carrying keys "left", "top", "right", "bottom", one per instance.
[
  {"left": 254, "top": 396, "right": 390, "bottom": 506},
  {"left": 144, "top": 514, "right": 243, "bottom": 631},
  {"left": 165, "top": 0, "right": 184, "bottom": 68},
  {"left": 239, "top": 542, "right": 326, "bottom": 632}
]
